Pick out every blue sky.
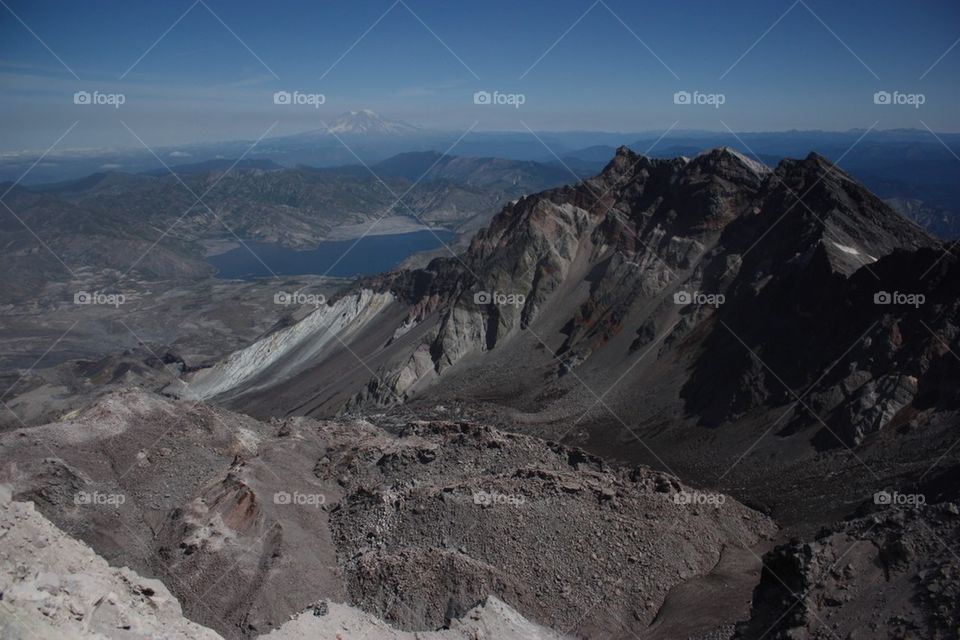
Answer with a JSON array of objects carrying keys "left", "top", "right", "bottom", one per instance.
[{"left": 1, "top": 0, "right": 958, "bottom": 150}]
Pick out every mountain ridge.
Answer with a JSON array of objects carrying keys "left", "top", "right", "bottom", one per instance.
[
  {"left": 177, "top": 145, "right": 958, "bottom": 533},
  {"left": 186, "top": 144, "right": 941, "bottom": 415}
]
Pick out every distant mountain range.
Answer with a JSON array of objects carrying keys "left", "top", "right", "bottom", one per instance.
[
  {"left": 323, "top": 109, "right": 423, "bottom": 136},
  {"left": 3, "top": 114, "right": 958, "bottom": 239},
  {"left": 0, "top": 150, "right": 576, "bottom": 302},
  {"left": 3, "top": 135, "right": 957, "bottom": 305}
]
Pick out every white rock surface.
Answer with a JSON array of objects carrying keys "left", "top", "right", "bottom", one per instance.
[
  {"left": 262, "top": 596, "right": 570, "bottom": 640},
  {"left": 0, "top": 490, "right": 223, "bottom": 640},
  {"left": 0, "top": 490, "right": 569, "bottom": 640},
  {"left": 184, "top": 289, "right": 394, "bottom": 399}
]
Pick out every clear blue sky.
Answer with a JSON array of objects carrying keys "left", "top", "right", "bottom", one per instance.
[{"left": 1, "top": 0, "right": 958, "bottom": 150}]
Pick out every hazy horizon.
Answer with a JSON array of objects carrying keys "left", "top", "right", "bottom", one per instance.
[
  {"left": 2, "top": 0, "right": 959, "bottom": 153},
  {"left": 2, "top": 115, "right": 959, "bottom": 160}
]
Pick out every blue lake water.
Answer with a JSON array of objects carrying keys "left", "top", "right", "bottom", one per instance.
[{"left": 208, "top": 230, "right": 455, "bottom": 280}]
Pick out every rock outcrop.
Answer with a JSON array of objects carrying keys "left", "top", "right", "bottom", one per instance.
[
  {"left": 0, "top": 491, "right": 224, "bottom": 640},
  {"left": 0, "top": 490, "right": 570, "bottom": 640},
  {"left": 737, "top": 500, "right": 960, "bottom": 639},
  {"left": 0, "top": 390, "right": 776, "bottom": 639}
]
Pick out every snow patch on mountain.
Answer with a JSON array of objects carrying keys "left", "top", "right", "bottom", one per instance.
[
  {"left": 830, "top": 240, "right": 878, "bottom": 263},
  {"left": 325, "top": 110, "right": 421, "bottom": 135},
  {"left": 698, "top": 146, "right": 771, "bottom": 176}
]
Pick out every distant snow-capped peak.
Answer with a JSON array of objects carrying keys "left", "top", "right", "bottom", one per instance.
[{"left": 325, "top": 110, "right": 421, "bottom": 135}]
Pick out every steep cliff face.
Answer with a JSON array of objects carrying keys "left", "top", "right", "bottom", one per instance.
[
  {"left": 187, "top": 146, "right": 955, "bottom": 463},
  {"left": 322, "top": 147, "right": 779, "bottom": 407}
]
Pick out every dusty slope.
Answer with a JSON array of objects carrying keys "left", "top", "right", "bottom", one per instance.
[
  {"left": 0, "top": 274, "right": 346, "bottom": 431},
  {"left": 0, "top": 391, "right": 347, "bottom": 637},
  {"left": 1, "top": 389, "right": 776, "bottom": 639},
  {"left": 0, "top": 490, "right": 568, "bottom": 640},
  {"left": 325, "top": 418, "right": 775, "bottom": 637}
]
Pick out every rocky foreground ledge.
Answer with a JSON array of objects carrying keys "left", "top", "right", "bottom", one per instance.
[
  {"left": 0, "top": 389, "right": 776, "bottom": 638},
  {"left": 4, "top": 388, "right": 956, "bottom": 638},
  {"left": 0, "top": 490, "right": 570, "bottom": 639},
  {"left": 0, "top": 491, "right": 221, "bottom": 639}
]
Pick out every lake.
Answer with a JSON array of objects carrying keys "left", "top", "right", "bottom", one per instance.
[{"left": 208, "top": 230, "right": 455, "bottom": 280}]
